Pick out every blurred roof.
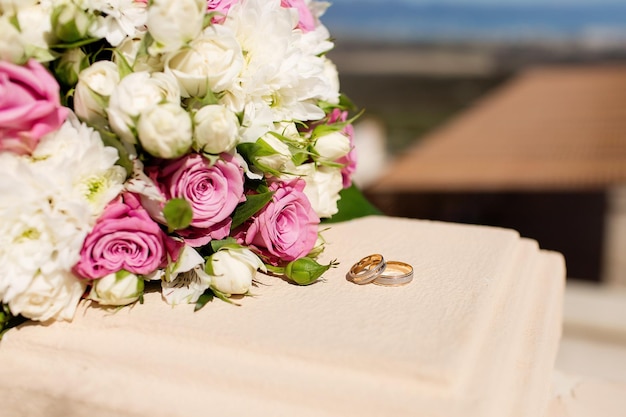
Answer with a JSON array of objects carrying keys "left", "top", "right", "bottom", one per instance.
[{"left": 371, "top": 65, "right": 626, "bottom": 192}]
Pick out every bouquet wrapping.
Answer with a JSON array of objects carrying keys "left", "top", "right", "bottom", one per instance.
[{"left": 0, "top": 0, "right": 358, "bottom": 329}]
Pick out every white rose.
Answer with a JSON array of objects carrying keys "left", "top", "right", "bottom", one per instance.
[
  {"left": 161, "top": 246, "right": 212, "bottom": 305},
  {"left": 74, "top": 61, "right": 120, "bottom": 127},
  {"left": 165, "top": 24, "right": 243, "bottom": 98},
  {"left": 193, "top": 104, "right": 240, "bottom": 154},
  {"left": 314, "top": 131, "right": 351, "bottom": 162},
  {"left": 138, "top": 102, "right": 192, "bottom": 159},
  {"left": 286, "top": 163, "right": 343, "bottom": 218},
  {"left": 107, "top": 71, "right": 180, "bottom": 143},
  {"left": 8, "top": 270, "right": 87, "bottom": 322},
  {"left": 88, "top": 271, "right": 144, "bottom": 306},
  {"left": 208, "top": 247, "right": 265, "bottom": 296},
  {"left": 147, "top": 0, "right": 205, "bottom": 54}
]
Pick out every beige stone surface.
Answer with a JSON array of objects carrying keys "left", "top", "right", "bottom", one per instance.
[
  {"left": 546, "top": 372, "right": 626, "bottom": 417},
  {"left": 0, "top": 216, "right": 565, "bottom": 417}
]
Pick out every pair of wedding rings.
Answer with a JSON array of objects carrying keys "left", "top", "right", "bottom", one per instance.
[{"left": 346, "top": 254, "right": 414, "bottom": 287}]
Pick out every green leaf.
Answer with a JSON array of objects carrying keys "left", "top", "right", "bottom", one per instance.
[
  {"left": 230, "top": 191, "right": 274, "bottom": 230},
  {"left": 194, "top": 289, "right": 214, "bottom": 312},
  {"left": 163, "top": 198, "right": 193, "bottom": 233},
  {"left": 49, "top": 37, "right": 101, "bottom": 49},
  {"left": 322, "top": 184, "right": 382, "bottom": 224}
]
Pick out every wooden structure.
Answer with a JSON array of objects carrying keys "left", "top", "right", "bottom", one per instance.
[
  {"left": 370, "top": 65, "right": 626, "bottom": 193},
  {"left": 368, "top": 65, "right": 626, "bottom": 282}
]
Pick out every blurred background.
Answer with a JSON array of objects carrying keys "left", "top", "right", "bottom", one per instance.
[{"left": 323, "top": 0, "right": 626, "bottom": 384}]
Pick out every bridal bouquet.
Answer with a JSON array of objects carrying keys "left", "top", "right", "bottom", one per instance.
[{"left": 0, "top": 0, "right": 359, "bottom": 331}]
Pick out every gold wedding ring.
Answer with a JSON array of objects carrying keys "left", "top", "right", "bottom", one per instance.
[
  {"left": 347, "top": 254, "right": 386, "bottom": 285},
  {"left": 372, "top": 261, "right": 414, "bottom": 287}
]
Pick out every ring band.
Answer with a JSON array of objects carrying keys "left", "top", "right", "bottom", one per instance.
[
  {"left": 372, "top": 261, "right": 414, "bottom": 287},
  {"left": 347, "top": 254, "right": 386, "bottom": 285}
]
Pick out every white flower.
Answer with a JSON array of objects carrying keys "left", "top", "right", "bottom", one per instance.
[
  {"left": 89, "top": 0, "right": 148, "bottom": 46},
  {"left": 51, "top": 1, "right": 93, "bottom": 43},
  {"left": 284, "top": 163, "right": 343, "bottom": 218},
  {"left": 74, "top": 60, "right": 120, "bottom": 127},
  {"left": 0, "top": 0, "right": 38, "bottom": 12},
  {"left": 208, "top": 247, "right": 265, "bottom": 296},
  {"left": 138, "top": 102, "right": 193, "bottom": 159},
  {"left": 147, "top": 0, "right": 205, "bottom": 54},
  {"left": 165, "top": 24, "right": 244, "bottom": 98},
  {"left": 8, "top": 269, "right": 86, "bottom": 322},
  {"left": 193, "top": 104, "right": 240, "bottom": 154},
  {"left": 321, "top": 56, "right": 340, "bottom": 104},
  {"left": 107, "top": 71, "right": 180, "bottom": 143},
  {"left": 161, "top": 246, "right": 212, "bottom": 305},
  {"left": 314, "top": 131, "right": 351, "bottom": 162},
  {"left": 32, "top": 116, "right": 126, "bottom": 220},
  {"left": 11, "top": 3, "right": 56, "bottom": 62},
  {"left": 255, "top": 132, "right": 296, "bottom": 173},
  {"left": 0, "top": 151, "right": 90, "bottom": 321},
  {"left": 0, "top": 15, "right": 25, "bottom": 62},
  {"left": 223, "top": 0, "right": 329, "bottom": 127},
  {"left": 88, "top": 270, "right": 144, "bottom": 306}
]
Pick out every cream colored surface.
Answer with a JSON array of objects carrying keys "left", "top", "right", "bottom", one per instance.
[{"left": 0, "top": 216, "right": 565, "bottom": 417}]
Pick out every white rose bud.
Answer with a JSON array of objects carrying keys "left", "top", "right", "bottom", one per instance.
[
  {"left": 208, "top": 248, "right": 265, "bottom": 296},
  {"left": 147, "top": 0, "right": 205, "bottom": 54},
  {"left": 116, "top": 36, "right": 164, "bottom": 73},
  {"left": 88, "top": 271, "right": 145, "bottom": 306},
  {"left": 52, "top": 2, "right": 93, "bottom": 43},
  {"left": 107, "top": 71, "right": 180, "bottom": 143},
  {"left": 314, "top": 131, "right": 351, "bottom": 162},
  {"left": 12, "top": 4, "right": 55, "bottom": 62},
  {"left": 138, "top": 103, "right": 193, "bottom": 159},
  {"left": 193, "top": 104, "right": 240, "bottom": 154},
  {"left": 255, "top": 133, "right": 295, "bottom": 173},
  {"left": 54, "top": 48, "right": 89, "bottom": 87},
  {"left": 165, "top": 24, "right": 243, "bottom": 98},
  {"left": 286, "top": 163, "right": 343, "bottom": 218},
  {"left": 74, "top": 61, "right": 120, "bottom": 127},
  {"left": 0, "top": 16, "right": 24, "bottom": 62}
]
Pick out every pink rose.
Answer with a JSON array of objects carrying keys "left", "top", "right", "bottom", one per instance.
[
  {"left": 244, "top": 179, "right": 319, "bottom": 264},
  {"left": 145, "top": 153, "right": 245, "bottom": 246},
  {"left": 329, "top": 108, "right": 357, "bottom": 188},
  {"left": 206, "top": 0, "right": 238, "bottom": 24},
  {"left": 74, "top": 193, "right": 182, "bottom": 279},
  {"left": 0, "top": 59, "right": 68, "bottom": 155},
  {"left": 281, "top": 0, "right": 315, "bottom": 32}
]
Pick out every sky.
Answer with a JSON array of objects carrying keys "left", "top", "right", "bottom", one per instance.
[{"left": 322, "top": 0, "right": 626, "bottom": 42}]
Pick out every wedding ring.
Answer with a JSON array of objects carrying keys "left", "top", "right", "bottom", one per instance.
[
  {"left": 372, "top": 261, "right": 414, "bottom": 287},
  {"left": 347, "top": 254, "right": 386, "bottom": 285}
]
